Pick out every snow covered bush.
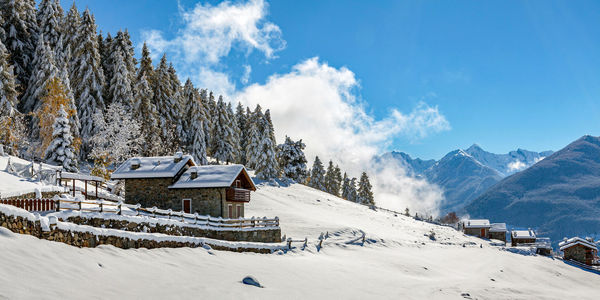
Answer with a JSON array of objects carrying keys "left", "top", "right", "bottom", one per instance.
[{"left": 45, "top": 105, "right": 77, "bottom": 171}]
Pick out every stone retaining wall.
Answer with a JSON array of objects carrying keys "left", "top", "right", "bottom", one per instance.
[
  {"left": 0, "top": 211, "right": 274, "bottom": 254},
  {"left": 2, "top": 191, "right": 62, "bottom": 200},
  {"left": 64, "top": 215, "right": 282, "bottom": 243}
]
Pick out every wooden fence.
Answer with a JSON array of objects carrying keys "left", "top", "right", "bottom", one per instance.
[
  {"left": 53, "top": 198, "right": 279, "bottom": 229},
  {"left": 0, "top": 198, "right": 55, "bottom": 211}
]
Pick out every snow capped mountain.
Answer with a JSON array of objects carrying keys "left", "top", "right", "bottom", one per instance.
[
  {"left": 465, "top": 144, "right": 553, "bottom": 176},
  {"left": 466, "top": 135, "right": 600, "bottom": 245},
  {"left": 424, "top": 150, "right": 502, "bottom": 213},
  {"left": 375, "top": 151, "right": 436, "bottom": 176}
]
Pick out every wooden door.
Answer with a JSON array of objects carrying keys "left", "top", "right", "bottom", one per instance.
[
  {"left": 182, "top": 199, "right": 191, "bottom": 213},
  {"left": 228, "top": 204, "right": 233, "bottom": 218},
  {"left": 480, "top": 228, "right": 486, "bottom": 237},
  {"left": 236, "top": 205, "right": 242, "bottom": 218}
]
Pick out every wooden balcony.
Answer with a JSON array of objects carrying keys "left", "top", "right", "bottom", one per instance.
[{"left": 226, "top": 188, "right": 251, "bottom": 202}]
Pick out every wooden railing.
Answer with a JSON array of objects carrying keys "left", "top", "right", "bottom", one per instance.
[
  {"left": 53, "top": 197, "right": 279, "bottom": 229},
  {"left": 226, "top": 188, "right": 251, "bottom": 202},
  {"left": 0, "top": 198, "right": 55, "bottom": 211}
]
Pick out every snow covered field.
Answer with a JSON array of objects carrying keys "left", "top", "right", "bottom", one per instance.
[{"left": 1, "top": 182, "right": 599, "bottom": 299}]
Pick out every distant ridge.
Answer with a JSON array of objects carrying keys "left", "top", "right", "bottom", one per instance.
[{"left": 466, "top": 135, "right": 600, "bottom": 244}]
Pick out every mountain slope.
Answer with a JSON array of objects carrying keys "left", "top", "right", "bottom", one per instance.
[
  {"left": 1, "top": 181, "right": 600, "bottom": 299},
  {"left": 424, "top": 150, "right": 502, "bottom": 213},
  {"left": 466, "top": 135, "right": 600, "bottom": 243}
]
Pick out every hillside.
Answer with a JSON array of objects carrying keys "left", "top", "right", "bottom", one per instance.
[
  {"left": 1, "top": 180, "right": 600, "bottom": 299},
  {"left": 424, "top": 150, "right": 502, "bottom": 213},
  {"left": 466, "top": 135, "right": 600, "bottom": 243}
]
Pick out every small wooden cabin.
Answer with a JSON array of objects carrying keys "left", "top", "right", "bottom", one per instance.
[
  {"left": 511, "top": 229, "right": 536, "bottom": 246},
  {"left": 111, "top": 153, "right": 256, "bottom": 218},
  {"left": 462, "top": 219, "right": 490, "bottom": 238},
  {"left": 559, "top": 237, "right": 598, "bottom": 265}
]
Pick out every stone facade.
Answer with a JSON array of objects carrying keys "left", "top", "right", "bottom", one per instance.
[
  {"left": 124, "top": 178, "right": 226, "bottom": 217},
  {"left": 563, "top": 244, "right": 596, "bottom": 265},
  {"left": 464, "top": 227, "right": 488, "bottom": 238},
  {"left": 65, "top": 215, "right": 282, "bottom": 243},
  {"left": 0, "top": 211, "right": 277, "bottom": 253},
  {"left": 488, "top": 231, "right": 507, "bottom": 242}
]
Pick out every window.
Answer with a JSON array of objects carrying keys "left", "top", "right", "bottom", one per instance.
[
  {"left": 235, "top": 180, "right": 241, "bottom": 188},
  {"left": 228, "top": 204, "right": 233, "bottom": 219},
  {"left": 236, "top": 205, "right": 242, "bottom": 218}
]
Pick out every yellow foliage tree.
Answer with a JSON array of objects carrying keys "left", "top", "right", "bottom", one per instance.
[{"left": 34, "top": 77, "right": 80, "bottom": 157}]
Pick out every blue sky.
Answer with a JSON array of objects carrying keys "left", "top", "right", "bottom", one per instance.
[{"left": 63, "top": 0, "right": 600, "bottom": 160}]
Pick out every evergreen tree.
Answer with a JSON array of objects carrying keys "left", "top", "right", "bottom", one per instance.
[
  {"left": 357, "top": 172, "right": 375, "bottom": 205},
  {"left": 22, "top": 35, "right": 58, "bottom": 113},
  {"left": 36, "top": 0, "right": 63, "bottom": 51},
  {"left": 55, "top": 35, "right": 80, "bottom": 145},
  {"left": 181, "top": 79, "right": 196, "bottom": 148},
  {"left": 206, "top": 91, "right": 217, "bottom": 154},
  {"left": 113, "top": 30, "right": 136, "bottom": 84},
  {"left": 108, "top": 50, "right": 133, "bottom": 109},
  {"left": 138, "top": 42, "right": 154, "bottom": 84},
  {"left": 348, "top": 177, "right": 358, "bottom": 202},
  {"left": 71, "top": 9, "right": 105, "bottom": 157},
  {"left": 264, "top": 109, "right": 277, "bottom": 145},
  {"left": 255, "top": 108, "right": 279, "bottom": 179},
  {"left": 0, "top": 39, "right": 25, "bottom": 155},
  {"left": 63, "top": 3, "right": 80, "bottom": 66},
  {"left": 323, "top": 161, "right": 342, "bottom": 196},
  {"left": 45, "top": 105, "right": 77, "bottom": 171},
  {"left": 235, "top": 102, "right": 247, "bottom": 164},
  {"left": 0, "top": 39, "right": 18, "bottom": 118},
  {"left": 211, "top": 96, "right": 236, "bottom": 163},
  {"left": 227, "top": 102, "right": 242, "bottom": 163},
  {"left": 244, "top": 106, "right": 260, "bottom": 169},
  {"left": 153, "top": 54, "right": 180, "bottom": 152},
  {"left": 341, "top": 172, "right": 350, "bottom": 200},
  {"left": 277, "top": 136, "right": 308, "bottom": 182},
  {"left": 132, "top": 74, "right": 161, "bottom": 156},
  {"left": 1, "top": 0, "right": 36, "bottom": 92},
  {"left": 309, "top": 156, "right": 326, "bottom": 191},
  {"left": 190, "top": 116, "right": 208, "bottom": 165}
]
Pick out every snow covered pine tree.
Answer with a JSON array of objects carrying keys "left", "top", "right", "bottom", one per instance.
[
  {"left": 277, "top": 136, "right": 308, "bottom": 182},
  {"left": 45, "top": 105, "right": 77, "bottom": 172}
]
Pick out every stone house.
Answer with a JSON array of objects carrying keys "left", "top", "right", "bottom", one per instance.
[
  {"left": 511, "top": 229, "right": 536, "bottom": 246},
  {"left": 559, "top": 237, "right": 598, "bottom": 265},
  {"left": 111, "top": 153, "right": 256, "bottom": 218},
  {"left": 488, "top": 223, "right": 507, "bottom": 242},
  {"left": 462, "top": 219, "right": 491, "bottom": 238}
]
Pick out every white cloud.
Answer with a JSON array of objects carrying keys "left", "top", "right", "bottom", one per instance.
[
  {"left": 241, "top": 65, "right": 252, "bottom": 85},
  {"left": 143, "top": 0, "right": 284, "bottom": 65},
  {"left": 507, "top": 160, "right": 527, "bottom": 172},
  {"left": 235, "top": 57, "right": 449, "bottom": 215}
]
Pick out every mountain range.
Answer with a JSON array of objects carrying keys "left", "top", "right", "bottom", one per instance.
[{"left": 378, "top": 145, "right": 553, "bottom": 213}]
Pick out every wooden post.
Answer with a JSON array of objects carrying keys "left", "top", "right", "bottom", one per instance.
[
  {"left": 78, "top": 197, "right": 82, "bottom": 211},
  {"left": 288, "top": 239, "right": 292, "bottom": 250},
  {"left": 84, "top": 180, "right": 88, "bottom": 200},
  {"left": 118, "top": 203, "right": 122, "bottom": 215},
  {"left": 194, "top": 213, "right": 198, "bottom": 225},
  {"left": 55, "top": 199, "right": 60, "bottom": 212},
  {"left": 95, "top": 181, "right": 98, "bottom": 199},
  {"left": 303, "top": 237, "right": 307, "bottom": 249},
  {"left": 99, "top": 201, "right": 103, "bottom": 213},
  {"left": 319, "top": 238, "right": 323, "bottom": 249},
  {"left": 72, "top": 179, "right": 75, "bottom": 197}
]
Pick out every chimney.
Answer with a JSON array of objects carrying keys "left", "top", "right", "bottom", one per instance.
[
  {"left": 174, "top": 152, "right": 183, "bottom": 163},
  {"left": 130, "top": 158, "right": 141, "bottom": 170},
  {"left": 190, "top": 170, "right": 198, "bottom": 180}
]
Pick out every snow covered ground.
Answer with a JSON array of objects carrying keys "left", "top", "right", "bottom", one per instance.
[
  {"left": 1, "top": 181, "right": 599, "bottom": 299},
  {"left": 0, "top": 155, "right": 67, "bottom": 198}
]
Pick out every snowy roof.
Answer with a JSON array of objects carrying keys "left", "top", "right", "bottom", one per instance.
[
  {"left": 60, "top": 171, "right": 104, "bottom": 182},
  {"left": 169, "top": 165, "right": 256, "bottom": 190},
  {"left": 489, "top": 223, "right": 507, "bottom": 232},
  {"left": 111, "top": 155, "right": 195, "bottom": 179},
  {"left": 559, "top": 237, "right": 598, "bottom": 252},
  {"left": 464, "top": 219, "right": 490, "bottom": 228},
  {"left": 512, "top": 229, "right": 536, "bottom": 239}
]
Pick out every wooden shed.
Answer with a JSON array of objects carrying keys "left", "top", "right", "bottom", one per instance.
[
  {"left": 511, "top": 229, "right": 536, "bottom": 246},
  {"left": 559, "top": 237, "right": 598, "bottom": 265},
  {"left": 488, "top": 223, "right": 507, "bottom": 242},
  {"left": 462, "top": 219, "right": 490, "bottom": 238}
]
